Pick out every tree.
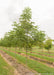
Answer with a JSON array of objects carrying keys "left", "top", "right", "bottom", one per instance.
[
  {"left": 38, "top": 42, "right": 44, "bottom": 52},
  {"left": 44, "top": 38, "right": 52, "bottom": 54},
  {"left": 0, "top": 7, "right": 45, "bottom": 65},
  {"left": 12, "top": 7, "right": 45, "bottom": 62},
  {"left": 11, "top": 7, "right": 34, "bottom": 63}
]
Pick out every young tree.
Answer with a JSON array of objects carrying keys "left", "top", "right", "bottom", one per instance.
[
  {"left": 12, "top": 7, "right": 45, "bottom": 62},
  {"left": 44, "top": 38, "right": 52, "bottom": 54},
  {"left": 38, "top": 42, "right": 44, "bottom": 52},
  {"left": 11, "top": 7, "right": 34, "bottom": 63}
]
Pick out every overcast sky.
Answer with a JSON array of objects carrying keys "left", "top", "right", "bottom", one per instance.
[{"left": 0, "top": 0, "right": 54, "bottom": 39}]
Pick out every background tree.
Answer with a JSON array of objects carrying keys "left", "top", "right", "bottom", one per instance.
[
  {"left": 38, "top": 42, "right": 44, "bottom": 52},
  {"left": 44, "top": 38, "right": 52, "bottom": 54}
]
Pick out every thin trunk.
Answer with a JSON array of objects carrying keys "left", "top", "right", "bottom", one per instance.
[
  {"left": 48, "top": 50, "right": 50, "bottom": 56},
  {"left": 26, "top": 47, "right": 28, "bottom": 65},
  {"left": 15, "top": 47, "right": 17, "bottom": 58},
  {"left": 29, "top": 48, "right": 32, "bottom": 58}
]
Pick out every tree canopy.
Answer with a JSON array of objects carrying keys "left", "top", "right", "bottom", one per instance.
[{"left": 0, "top": 7, "right": 45, "bottom": 50}]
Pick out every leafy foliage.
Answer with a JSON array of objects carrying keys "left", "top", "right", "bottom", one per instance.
[
  {"left": 44, "top": 38, "right": 52, "bottom": 50},
  {"left": 0, "top": 7, "right": 45, "bottom": 50}
]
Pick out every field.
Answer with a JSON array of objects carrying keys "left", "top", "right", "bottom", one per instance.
[
  {"left": 0, "top": 54, "right": 15, "bottom": 75},
  {"left": 0, "top": 46, "right": 54, "bottom": 75}
]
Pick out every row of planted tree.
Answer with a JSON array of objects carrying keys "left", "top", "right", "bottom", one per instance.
[{"left": 0, "top": 7, "right": 52, "bottom": 53}]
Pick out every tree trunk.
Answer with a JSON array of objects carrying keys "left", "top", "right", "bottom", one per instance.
[
  {"left": 29, "top": 48, "right": 32, "bottom": 58},
  {"left": 15, "top": 47, "right": 17, "bottom": 58},
  {"left": 26, "top": 47, "right": 28, "bottom": 65},
  {"left": 48, "top": 50, "right": 50, "bottom": 56}
]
